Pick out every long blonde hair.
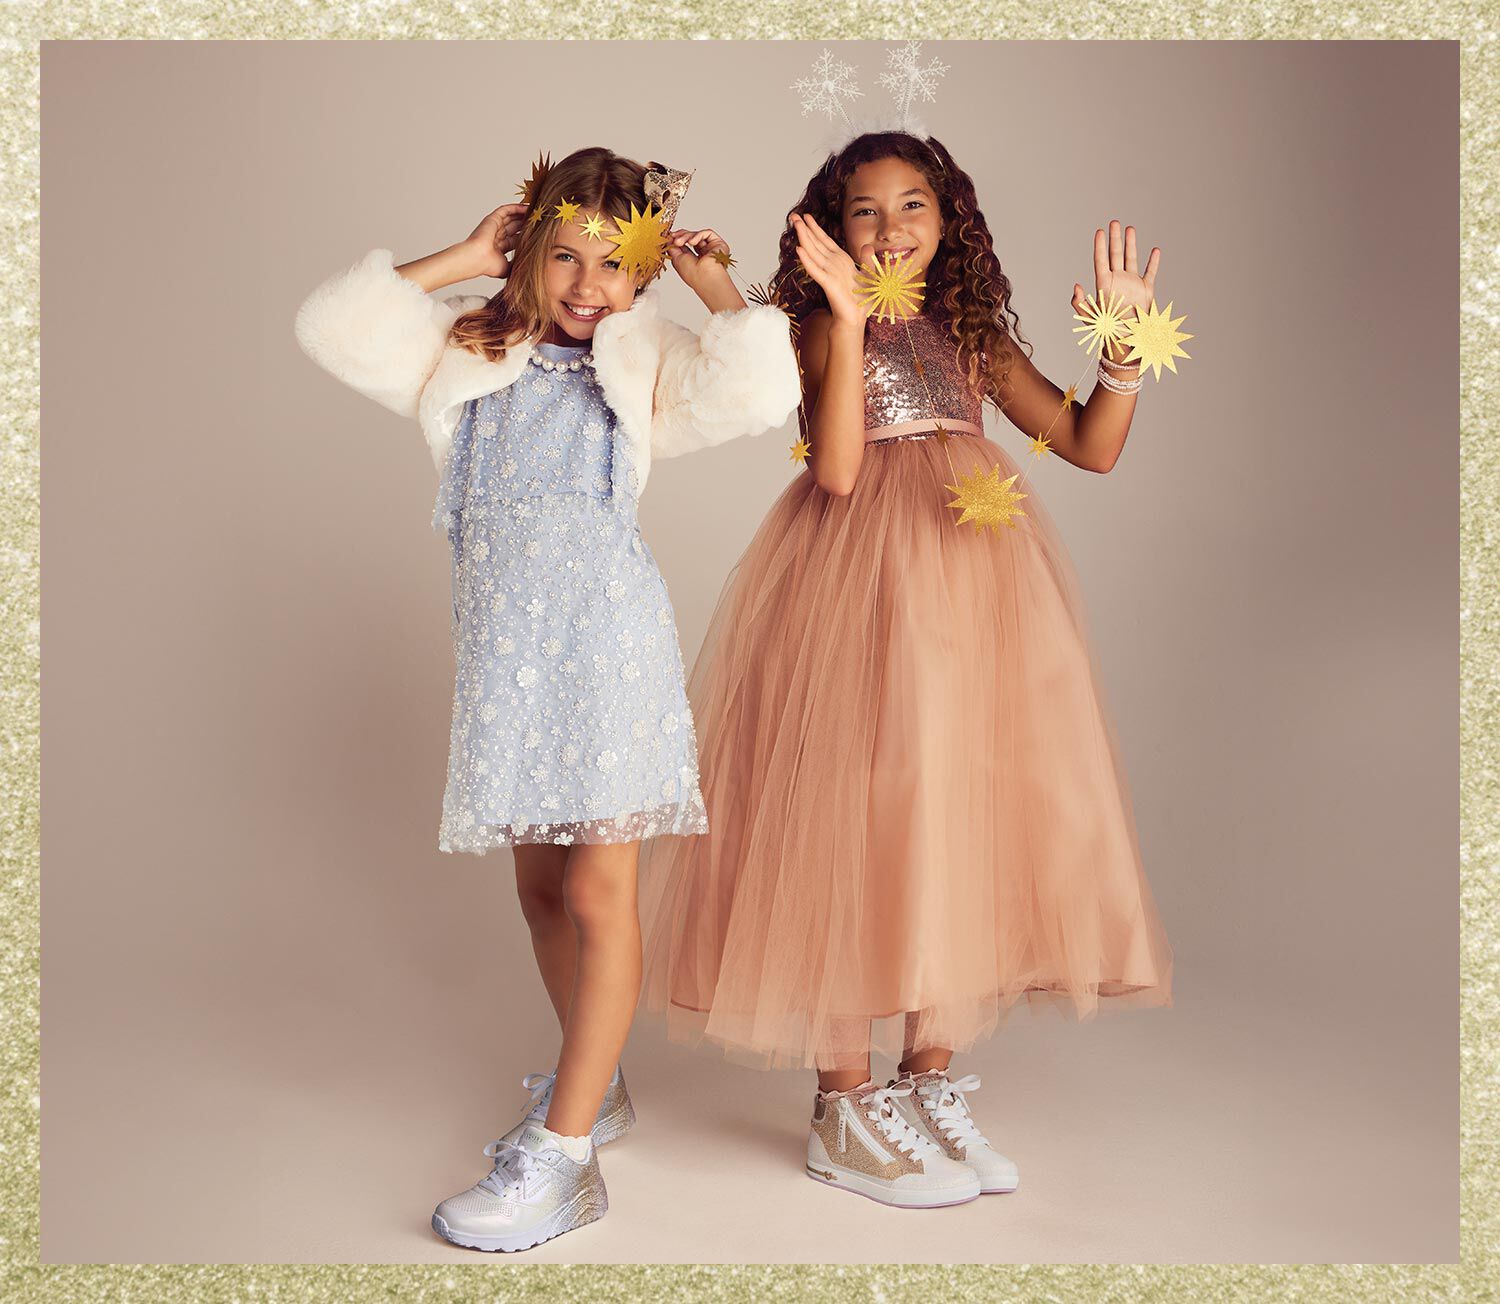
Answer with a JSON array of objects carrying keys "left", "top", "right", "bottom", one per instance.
[{"left": 449, "top": 146, "right": 658, "bottom": 363}]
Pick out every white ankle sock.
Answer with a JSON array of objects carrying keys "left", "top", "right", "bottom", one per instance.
[{"left": 539, "top": 1124, "right": 592, "bottom": 1163}]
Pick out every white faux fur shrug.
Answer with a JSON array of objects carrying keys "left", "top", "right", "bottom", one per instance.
[{"left": 294, "top": 248, "right": 802, "bottom": 494}]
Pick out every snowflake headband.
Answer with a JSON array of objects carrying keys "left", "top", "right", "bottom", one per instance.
[{"left": 791, "top": 43, "right": 950, "bottom": 159}]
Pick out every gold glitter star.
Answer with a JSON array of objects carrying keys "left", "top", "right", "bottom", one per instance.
[
  {"left": 748, "top": 283, "right": 801, "bottom": 337},
  {"left": 516, "top": 152, "right": 553, "bottom": 207},
  {"left": 1029, "top": 433, "right": 1053, "bottom": 458},
  {"left": 945, "top": 465, "right": 1028, "bottom": 534},
  {"left": 789, "top": 437, "right": 812, "bottom": 466},
  {"left": 606, "top": 202, "right": 671, "bottom": 281},
  {"left": 854, "top": 251, "right": 926, "bottom": 324},
  {"left": 1062, "top": 382, "right": 1079, "bottom": 409},
  {"left": 1072, "top": 287, "right": 1133, "bottom": 358},
  {"left": 554, "top": 198, "right": 582, "bottom": 225},
  {"left": 1118, "top": 299, "right": 1194, "bottom": 380},
  {"left": 711, "top": 250, "right": 737, "bottom": 269},
  {"left": 579, "top": 211, "right": 609, "bottom": 242}
]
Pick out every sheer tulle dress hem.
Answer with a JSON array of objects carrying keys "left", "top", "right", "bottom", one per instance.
[{"left": 639, "top": 432, "right": 1173, "bottom": 1071}]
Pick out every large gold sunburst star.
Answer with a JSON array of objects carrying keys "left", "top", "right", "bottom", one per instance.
[
  {"left": 606, "top": 202, "right": 671, "bottom": 281},
  {"left": 1072, "top": 287, "right": 1133, "bottom": 358},
  {"left": 516, "top": 152, "right": 553, "bottom": 207},
  {"left": 855, "top": 252, "right": 926, "bottom": 324},
  {"left": 945, "top": 465, "right": 1028, "bottom": 534},
  {"left": 1118, "top": 299, "right": 1194, "bottom": 380}
]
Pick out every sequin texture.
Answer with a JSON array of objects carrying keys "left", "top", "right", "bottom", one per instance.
[
  {"left": 432, "top": 341, "right": 708, "bottom": 851},
  {"left": 863, "top": 311, "right": 985, "bottom": 435}
]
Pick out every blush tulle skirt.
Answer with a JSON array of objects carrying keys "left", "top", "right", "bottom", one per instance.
[{"left": 638, "top": 433, "right": 1173, "bottom": 1071}]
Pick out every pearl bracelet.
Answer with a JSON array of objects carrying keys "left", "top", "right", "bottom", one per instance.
[{"left": 1095, "top": 364, "right": 1143, "bottom": 395}]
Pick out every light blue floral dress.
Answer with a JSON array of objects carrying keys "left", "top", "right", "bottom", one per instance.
[{"left": 433, "top": 340, "right": 708, "bottom": 852}]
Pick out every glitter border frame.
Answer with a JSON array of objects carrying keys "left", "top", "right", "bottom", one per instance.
[{"left": 4, "top": 18, "right": 1490, "bottom": 1300}]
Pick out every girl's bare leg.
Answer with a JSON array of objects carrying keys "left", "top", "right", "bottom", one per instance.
[
  {"left": 899, "top": 1012, "right": 953, "bottom": 1075},
  {"left": 544, "top": 839, "right": 642, "bottom": 1138},
  {"left": 514, "top": 844, "right": 573, "bottom": 1027},
  {"left": 816, "top": 1016, "right": 874, "bottom": 1093}
]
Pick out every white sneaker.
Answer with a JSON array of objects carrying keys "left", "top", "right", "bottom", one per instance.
[
  {"left": 891, "top": 1069, "right": 1020, "bottom": 1194},
  {"left": 499, "top": 1064, "right": 635, "bottom": 1148},
  {"left": 431, "top": 1123, "right": 608, "bottom": 1252},
  {"left": 806, "top": 1080, "right": 981, "bottom": 1208}
]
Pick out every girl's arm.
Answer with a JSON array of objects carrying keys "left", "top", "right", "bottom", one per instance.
[
  {"left": 397, "top": 203, "right": 528, "bottom": 291},
  {"left": 648, "top": 228, "right": 801, "bottom": 460},
  {"left": 293, "top": 205, "right": 527, "bottom": 418},
  {"left": 664, "top": 226, "right": 747, "bottom": 313},
  {"left": 788, "top": 212, "right": 871, "bottom": 497},
  {"left": 996, "top": 341, "right": 1141, "bottom": 475},
  {"left": 999, "top": 220, "right": 1160, "bottom": 475}
]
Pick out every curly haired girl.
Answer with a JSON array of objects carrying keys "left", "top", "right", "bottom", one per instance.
[{"left": 639, "top": 131, "right": 1173, "bottom": 1209}]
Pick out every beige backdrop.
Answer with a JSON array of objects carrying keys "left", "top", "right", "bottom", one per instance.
[{"left": 40, "top": 40, "right": 1456, "bottom": 1263}]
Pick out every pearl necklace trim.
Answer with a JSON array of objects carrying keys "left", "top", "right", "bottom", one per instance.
[{"left": 529, "top": 350, "right": 595, "bottom": 373}]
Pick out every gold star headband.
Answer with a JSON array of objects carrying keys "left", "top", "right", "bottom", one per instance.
[{"left": 515, "top": 156, "right": 695, "bottom": 285}]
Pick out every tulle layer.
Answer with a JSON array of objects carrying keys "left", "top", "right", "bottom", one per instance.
[{"left": 639, "top": 434, "right": 1173, "bottom": 1071}]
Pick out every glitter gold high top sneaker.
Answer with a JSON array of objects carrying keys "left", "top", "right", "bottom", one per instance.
[
  {"left": 431, "top": 1123, "right": 608, "bottom": 1253},
  {"left": 806, "top": 1081, "right": 981, "bottom": 1208},
  {"left": 890, "top": 1070, "right": 1020, "bottom": 1194},
  {"left": 500, "top": 1065, "right": 636, "bottom": 1148}
]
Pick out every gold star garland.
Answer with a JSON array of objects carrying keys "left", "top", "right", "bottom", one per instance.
[{"left": 540, "top": 206, "right": 1188, "bottom": 523}]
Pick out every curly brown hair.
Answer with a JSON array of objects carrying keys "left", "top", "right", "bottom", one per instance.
[
  {"left": 449, "top": 146, "right": 659, "bottom": 363},
  {"left": 772, "top": 132, "right": 1030, "bottom": 409}
]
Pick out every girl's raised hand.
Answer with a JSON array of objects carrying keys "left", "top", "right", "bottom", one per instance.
[
  {"left": 665, "top": 227, "right": 734, "bottom": 294},
  {"left": 790, "top": 212, "right": 872, "bottom": 325},
  {"left": 463, "top": 202, "right": 530, "bottom": 279},
  {"left": 1071, "top": 218, "right": 1161, "bottom": 323}
]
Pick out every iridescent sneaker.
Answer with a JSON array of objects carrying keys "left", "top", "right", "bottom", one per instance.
[
  {"left": 500, "top": 1064, "right": 635, "bottom": 1148},
  {"left": 890, "top": 1069, "right": 1020, "bottom": 1193},
  {"left": 431, "top": 1123, "right": 608, "bottom": 1253},
  {"left": 806, "top": 1080, "right": 981, "bottom": 1208}
]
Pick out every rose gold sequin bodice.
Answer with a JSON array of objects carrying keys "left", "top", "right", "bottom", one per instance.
[{"left": 863, "top": 312, "right": 985, "bottom": 444}]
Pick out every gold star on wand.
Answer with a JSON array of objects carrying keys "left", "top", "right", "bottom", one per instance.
[
  {"left": 606, "top": 202, "right": 671, "bottom": 281},
  {"left": 579, "top": 211, "right": 609, "bottom": 242},
  {"left": 554, "top": 198, "right": 582, "bottom": 225},
  {"left": 945, "top": 465, "right": 1028, "bottom": 534},
  {"left": 789, "top": 437, "right": 812, "bottom": 466},
  {"left": 1118, "top": 299, "right": 1194, "bottom": 380},
  {"left": 855, "top": 252, "right": 926, "bottom": 324},
  {"left": 1072, "top": 287, "right": 1133, "bottom": 358}
]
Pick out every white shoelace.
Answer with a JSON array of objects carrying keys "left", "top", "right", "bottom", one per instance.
[
  {"left": 860, "top": 1083, "right": 940, "bottom": 1160},
  {"left": 520, "top": 1071, "right": 555, "bottom": 1119},
  {"left": 914, "top": 1073, "right": 991, "bottom": 1152},
  {"left": 477, "top": 1138, "right": 538, "bottom": 1201}
]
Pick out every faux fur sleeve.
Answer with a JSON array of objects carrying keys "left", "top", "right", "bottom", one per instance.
[
  {"left": 649, "top": 305, "right": 802, "bottom": 460},
  {"left": 293, "top": 248, "right": 486, "bottom": 419}
]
